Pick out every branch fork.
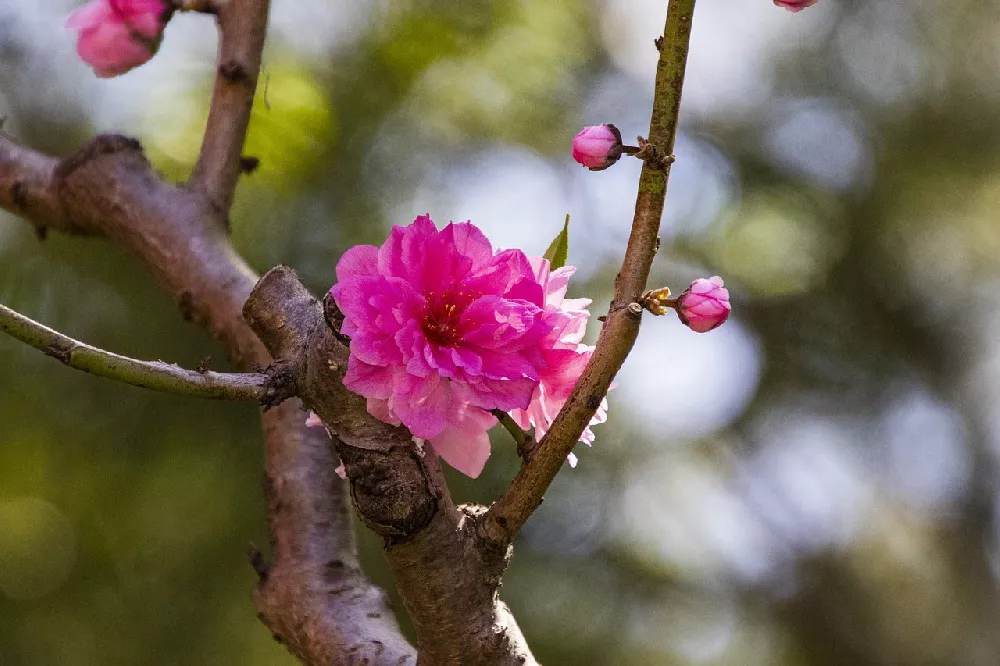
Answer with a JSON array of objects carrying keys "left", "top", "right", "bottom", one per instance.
[{"left": 0, "top": 0, "right": 699, "bottom": 661}]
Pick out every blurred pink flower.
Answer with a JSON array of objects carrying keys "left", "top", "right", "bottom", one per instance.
[
  {"left": 331, "top": 215, "right": 555, "bottom": 478},
  {"left": 572, "top": 124, "right": 623, "bottom": 171},
  {"left": 510, "top": 257, "right": 607, "bottom": 465},
  {"left": 675, "top": 276, "right": 731, "bottom": 333},
  {"left": 67, "top": 0, "right": 169, "bottom": 78},
  {"left": 773, "top": 0, "right": 819, "bottom": 12}
]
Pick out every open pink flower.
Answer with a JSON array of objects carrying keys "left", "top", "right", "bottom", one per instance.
[
  {"left": 675, "top": 276, "right": 731, "bottom": 333},
  {"left": 331, "top": 215, "right": 554, "bottom": 478},
  {"left": 773, "top": 0, "right": 819, "bottom": 12},
  {"left": 509, "top": 257, "right": 607, "bottom": 465},
  {"left": 67, "top": 0, "right": 170, "bottom": 78}
]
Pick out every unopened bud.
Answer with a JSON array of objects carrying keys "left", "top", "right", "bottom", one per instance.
[
  {"left": 67, "top": 0, "right": 171, "bottom": 78},
  {"left": 675, "top": 276, "right": 731, "bottom": 333},
  {"left": 572, "top": 124, "right": 623, "bottom": 171}
]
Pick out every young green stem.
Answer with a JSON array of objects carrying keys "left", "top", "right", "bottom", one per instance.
[
  {"left": 484, "top": 0, "right": 698, "bottom": 544},
  {"left": 0, "top": 302, "right": 267, "bottom": 402}
]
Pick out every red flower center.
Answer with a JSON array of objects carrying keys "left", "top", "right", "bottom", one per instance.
[{"left": 422, "top": 287, "right": 480, "bottom": 347}]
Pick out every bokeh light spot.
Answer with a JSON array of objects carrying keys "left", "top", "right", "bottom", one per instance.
[{"left": 0, "top": 497, "right": 76, "bottom": 600}]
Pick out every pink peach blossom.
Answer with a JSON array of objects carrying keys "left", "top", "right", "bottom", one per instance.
[
  {"left": 675, "top": 276, "right": 731, "bottom": 333},
  {"left": 67, "top": 0, "right": 169, "bottom": 78},
  {"left": 331, "top": 215, "right": 555, "bottom": 478},
  {"left": 509, "top": 257, "right": 607, "bottom": 464}
]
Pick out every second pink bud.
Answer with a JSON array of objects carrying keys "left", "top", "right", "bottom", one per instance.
[
  {"left": 572, "top": 124, "right": 624, "bottom": 171},
  {"left": 675, "top": 277, "right": 731, "bottom": 333},
  {"left": 67, "top": 0, "right": 171, "bottom": 78}
]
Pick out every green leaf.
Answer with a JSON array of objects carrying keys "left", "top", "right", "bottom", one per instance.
[{"left": 543, "top": 214, "right": 570, "bottom": 270}]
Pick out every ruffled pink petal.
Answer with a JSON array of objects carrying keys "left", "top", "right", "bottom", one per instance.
[
  {"left": 460, "top": 296, "right": 546, "bottom": 351},
  {"left": 335, "top": 244, "right": 379, "bottom": 281},
  {"left": 441, "top": 221, "right": 495, "bottom": 270},
  {"left": 544, "top": 266, "right": 576, "bottom": 305},
  {"left": 463, "top": 375, "right": 537, "bottom": 412},
  {"left": 366, "top": 397, "right": 401, "bottom": 426},
  {"left": 504, "top": 256, "right": 611, "bottom": 457},
  {"left": 430, "top": 427, "right": 491, "bottom": 478},
  {"left": 472, "top": 249, "right": 543, "bottom": 306},
  {"left": 379, "top": 215, "right": 447, "bottom": 286},
  {"left": 343, "top": 358, "right": 395, "bottom": 400},
  {"left": 391, "top": 374, "right": 450, "bottom": 439}
]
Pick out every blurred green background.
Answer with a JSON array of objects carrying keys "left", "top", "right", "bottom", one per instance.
[{"left": 3, "top": 0, "right": 1000, "bottom": 663}]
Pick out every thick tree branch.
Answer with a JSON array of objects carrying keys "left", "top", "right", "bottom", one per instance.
[
  {"left": 245, "top": 266, "right": 536, "bottom": 665},
  {"left": 0, "top": 0, "right": 696, "bottom": 657},
  {"left": 0, "top": 133, "right": 414, "bottom": 665},
  {"left": 254, "top": 400, "right": 416, "bottom": 665},
  {"left": 189, "top": 0, "right": 270, "bottom": 214},
  {"left": 0, "top": 133, "right": 94, "bottom": 236},
  {"left": 484, "top": 0, "right": 698, "bottom": 544},
  {"left": 0, "top": 302, "right": 267, "bottom": 401}
]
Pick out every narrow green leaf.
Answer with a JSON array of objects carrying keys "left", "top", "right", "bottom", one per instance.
[{"left": 543, "top": 214, "right": 570, "bottom": 270}]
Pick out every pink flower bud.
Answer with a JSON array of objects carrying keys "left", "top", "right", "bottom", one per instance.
[
  {"left": 572, "top": 124, "right": 623, "bottom": 171},
  {"left": 675, "top": 276, "right": 731, "bottom": 333},
  {"left": 67, "top": 0, "right": 170, "bottom": 78},
  {"left": 773, "top": 0, "right": 819, "bottom": 12}
]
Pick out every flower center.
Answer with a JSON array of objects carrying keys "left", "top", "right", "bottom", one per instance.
[{"left": 422, "top": 287, "right": 478, "bottom": 347}]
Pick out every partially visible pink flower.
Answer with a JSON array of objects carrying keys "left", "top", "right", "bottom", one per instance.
[
  {"left": 773, "top": 0, "right": 819, "bottom": 12},
  {"left": 67, "top": 0, "right": 170, "bottom": 78},
  {"left": 572, "top": 124, "right": 623, "bottom": 171},
  {"left": 509, "top": 257, "right": 608, "bottom": 464},
  {"left": 331, "top": 215, "right": 553, "bottom": 478},
  {"left": 675, "top": 276, "right": 731, "bottom": 333}
]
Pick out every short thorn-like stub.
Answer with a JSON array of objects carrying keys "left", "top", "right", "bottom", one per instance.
[{"left": 260, "top": 360, "right": 298, "bottom": 410}]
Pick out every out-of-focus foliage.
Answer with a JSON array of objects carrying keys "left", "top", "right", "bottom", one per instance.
[{"left": 3, "top": 0, "right": 1000, "bottom": 664}]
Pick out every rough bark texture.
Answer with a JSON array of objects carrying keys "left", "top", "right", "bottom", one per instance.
[
  {"left": 255, "top": 401, "right": 415, "bottom": 665},
  {"left": 0, "top": 132, "right": 415, "bottom": 665},
  {"left": 245, "top": 267, "right": 536, "bottom": 665}
]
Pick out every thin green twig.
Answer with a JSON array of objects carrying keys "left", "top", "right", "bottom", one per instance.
[
  {"left": 492, "top": 409, "right": 537, "bottom": 460},
  {"left": 0, "top": 302, "right": 267, "bottom": 402},
  {"left": 486, "top": 0, "right": 698, "bottom": 543}
]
